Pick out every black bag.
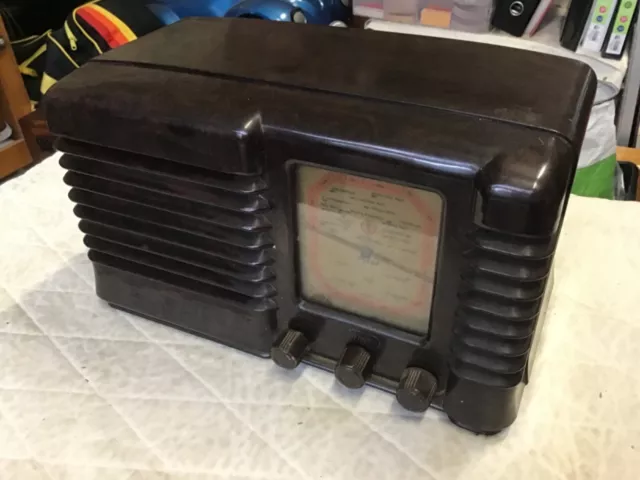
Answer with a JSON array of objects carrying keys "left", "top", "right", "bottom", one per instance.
[
  {"left": 13, "top": 0, "right": 164, "bottom": 104},
  {"left": 12, "top": 30, "right": 50, "bottom": 107},
  {"left": 1, "top": 0, "right": 85, "bottom": 39}
]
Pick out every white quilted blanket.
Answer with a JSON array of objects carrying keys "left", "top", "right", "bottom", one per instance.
[{"left": 0, "top": 154, "right": 638, "bottom": 480}]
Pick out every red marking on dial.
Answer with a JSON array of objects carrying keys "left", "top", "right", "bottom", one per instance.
[{"left": 306, "top": 171, "right": 438, "bottom": 317}]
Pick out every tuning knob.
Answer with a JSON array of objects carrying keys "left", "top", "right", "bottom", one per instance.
[
  {"left": 335, "top": 345, "right": 373, "bottom": 389},
  {"left": 396, "top": 367, "right": 438, "bottom": 412},
  {"left": 271, "top": 330, "right": 309, "bottom": 369}
]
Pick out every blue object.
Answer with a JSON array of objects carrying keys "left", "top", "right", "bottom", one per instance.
[
  {"left": 151, "top": 0, "right": 351, "bottom": 25},
  {"left": 158, "top": 0, "right": 232, "bottom": 17},
  {"left": 147, "top": 3, "right": 182, "bottom": 25}
]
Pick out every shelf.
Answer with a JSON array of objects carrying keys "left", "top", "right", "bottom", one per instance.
[{"left": 0, "top": 139, "right": 32, "bottom": 178}]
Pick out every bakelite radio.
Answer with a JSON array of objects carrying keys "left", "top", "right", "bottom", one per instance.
[{"left": 45, "top": 18, "right": 596, "bottom": 433}]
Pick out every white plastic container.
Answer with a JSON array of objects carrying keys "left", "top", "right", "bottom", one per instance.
[
  {"left": 383, "top": 0, "right": 420, "bottom": 23},
  {"left": 450, "top": 0, "right": 494, "bottom": 32},
  {"left": 377, "top": 0, "right": 493, "bottom": 31}
]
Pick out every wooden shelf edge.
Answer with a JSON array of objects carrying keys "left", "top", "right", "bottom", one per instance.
[{"left": 0, "top": 139, "right": 31, "bottom": 179}]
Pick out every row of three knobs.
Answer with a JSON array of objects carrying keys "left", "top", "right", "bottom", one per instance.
[{"left": 272, "top": 329, "right": 438, "bottom": 412}]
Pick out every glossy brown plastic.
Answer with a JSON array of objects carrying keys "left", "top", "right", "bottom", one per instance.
[{"left": 45, "top": 18, "right": 597, "bottom": 433}]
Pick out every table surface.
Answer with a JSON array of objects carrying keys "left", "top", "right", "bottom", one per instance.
[{"left": 0, "top": 154, "right": 638, "bottom": 480}]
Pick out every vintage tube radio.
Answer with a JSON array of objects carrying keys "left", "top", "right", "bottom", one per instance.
[{"left": 45, "top": 18, "right": 596, "bottom": 433}]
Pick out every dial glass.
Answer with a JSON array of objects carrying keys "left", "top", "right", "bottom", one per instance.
[{"left": 296, "top": 165, "right": 442, "bottom": 334}]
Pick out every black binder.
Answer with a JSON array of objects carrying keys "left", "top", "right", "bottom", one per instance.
[
  {"left": 560, "top": 0, "right": 595, "bottom": 50},
  {"left": 492, "top": 0, "right": 542, "bottom": 37}
]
